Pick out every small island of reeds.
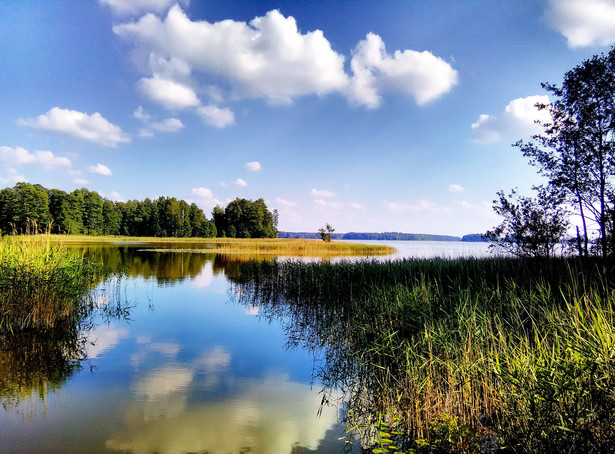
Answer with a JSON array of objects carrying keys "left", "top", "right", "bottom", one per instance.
[{"left": 42, "top": 235, "right": 397, "bottom": 257}]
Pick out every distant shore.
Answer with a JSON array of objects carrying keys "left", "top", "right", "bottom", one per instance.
[{"left": 279, "top": 231, "right": 488, "bottom": 242}]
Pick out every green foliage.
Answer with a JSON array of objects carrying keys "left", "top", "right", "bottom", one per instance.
[
  {"left": 485, "top": 187, "right": 569, "bottom": 257},
  {"left": 0, "top": 183, "right": 217, "bottom": 239},
  {"left": 318, "top": 223, "right": 335, "bottom": 242},
  {"left": 212, "top": 197, "right": 278, "bottom": 239},
  {"left": 505, "top": 47, "right": 615, "bottom": 257}
]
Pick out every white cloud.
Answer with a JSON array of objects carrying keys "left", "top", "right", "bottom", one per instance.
[
  {"left": 385, "top": 200, "right": 449, "bottom": 214},
  {"left": 100, "top": 0, "right": 189, "bottom": 16},
  {"left": 138, "top": 76, "right": 200, "bottom": 110},
  {"left": 88, "top": 163, "right": 113, "bottom": 176},
  {"left": 191, "top": 187, "right": 214, "bottom": 199},
  {"left": 449, "top": 184, "right": 465, "bottom": 193},
  {"left": 197, "top": 105, "right": 235, "bottom": 128},
  {"left": 235, "top": 178, "right": 247, "bottom": 187},
  {"left": 314, "top": 198, "right": 343, "bottom": 209},
  {"left": 311, "top": 188, "right": 335, "bottom": 198},
  {"left": 547, "top": 0, "right": 615, "bottom": 48},
  {"left": 114, "top": 7, "right": 348, "bottom": 105},
  {"left": 74, "top": 178, "right": 90, "bottom": 186},
  {"left": 150, "top": 117, "right": 184, "bottom": 132},
  {"left": 0, "top": 168, "right": 28, "bottom": 185},
  {"left": 191, "top": 187, "right": 221, "bottom": 209},
  {"left": 471, "top": 95, "right": 551, "bottom": 143},
  {"left": 0, "top": 146, "right": 72, "bottom": 168},
  {"left": 133, "top": 105, "right": 152, "bottom": 122},
  {"left": 18, "top": 107, "right": 130, "bottom": 147},
  {"left": 100, "top": 191, "right": 126, "bottom": 202},
  {"left": 348, "top": 33, "right": 458, "bottom": 108},
  {"left": 134, "top": 106, "right": 185, "bottom": 137},
  {"left": 275, "top": 197, "right": 297, "bottom": 207},
  {"left": 113, "top": 6, "right": 456, "bottom": 112},
  {"left": 245, "top": 161, "right": 262, "bottom": 172}
]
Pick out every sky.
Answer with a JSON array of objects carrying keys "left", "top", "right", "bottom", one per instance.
[{"left": 1, "top": 0, "right": 615, "bottom": 236}]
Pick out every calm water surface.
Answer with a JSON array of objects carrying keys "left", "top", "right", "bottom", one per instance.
[{"left": 0, "top": 240, "right": 490, "bottom": 453}]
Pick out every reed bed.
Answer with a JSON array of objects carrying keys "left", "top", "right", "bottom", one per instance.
[
  {"left": 231, "top": 257, "right": 615, "bottom": 453},
  {"left": 36, "top": 234, "right": 395, "bottom": 256},
  {"left": 0, "top": 236, "right": 100, "bottom": 332}
]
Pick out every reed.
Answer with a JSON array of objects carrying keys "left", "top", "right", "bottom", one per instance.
[
  {"left": 0, "top": 235, "right": 100, "bottom": 332},
  {"left": 231, "top": 257, "right": 615, "bottom": 453},
  {"left": 36, "top": 234, "right": 395, "bottom": 257}
]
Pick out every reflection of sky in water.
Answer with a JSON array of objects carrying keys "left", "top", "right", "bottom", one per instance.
[{"left": 0, "top": 262, "right": 352, "bottom": 453}]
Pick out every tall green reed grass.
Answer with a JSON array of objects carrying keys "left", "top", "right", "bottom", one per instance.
[
  {"left": 0, "top": 235, "right": 100, "bottom": 332},
  {"left": 231, "top": 257, "right": 615, "bottom": 453}
]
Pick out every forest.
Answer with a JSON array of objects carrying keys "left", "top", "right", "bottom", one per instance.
[{"left": 0, "top": 182, "right": 278, "bottom": 239}]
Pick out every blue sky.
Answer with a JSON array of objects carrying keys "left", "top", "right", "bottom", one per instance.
[{"left": 1, "top": 0, "right": 614, "bottom": 235}]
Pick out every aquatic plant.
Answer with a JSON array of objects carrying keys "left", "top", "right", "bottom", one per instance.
[
  {"left": 0, "top": 235, "right": 100, "bottom": 332},
  {"left": 231, "top": 257, "right": 615, "bottom": 453}
]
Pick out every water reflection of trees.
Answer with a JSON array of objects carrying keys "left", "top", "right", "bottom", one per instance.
[
  {"left": 0, "top": 284, "right": 132, "bottom": 416},
  {"left": 73, "top": 244, "right": 284, "bottom": 285}
]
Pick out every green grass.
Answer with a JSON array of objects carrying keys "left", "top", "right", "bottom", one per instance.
[
  {"left": 0, "top": 236, "right": 100, "bottom": 332},
  {"left": 231, "top": 257, "right": 615, "bottom": 453}
]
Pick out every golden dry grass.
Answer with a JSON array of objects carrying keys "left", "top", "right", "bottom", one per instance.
[{"left": 28, "top": 234, "right": 396, "bottom": 257}]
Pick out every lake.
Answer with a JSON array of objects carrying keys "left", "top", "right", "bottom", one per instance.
[{"left": 0, "top": 240, "right": 491, "bottom": 453}]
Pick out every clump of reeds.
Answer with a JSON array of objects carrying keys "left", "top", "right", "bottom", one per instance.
[
  {"left": 41, "top": 234, "right": 396, "bottom": 257},
  {"left": 231, "top": 257, "right": 615, "bottom": 453},
  {"left": 0, "top": 235, "right": 100, "bottom": 332}
]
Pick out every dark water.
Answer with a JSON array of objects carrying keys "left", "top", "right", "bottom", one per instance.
[{"left": 0, "top": 243, "right": 355, "bottom": 454}]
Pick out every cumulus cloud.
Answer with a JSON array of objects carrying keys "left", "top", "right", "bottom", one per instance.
[
  {"left": 88, "top": 163, "right": 113, "bottom": 176},
  {"left": 385, "top": 200, "right": 449, "bottom": 213},
  {"left": 245, "top": 161, "right": 262, "bottom": 172},
  {"left": 0, "top": 168, "right": 28, "bottom": 185},
  {"left": 348, "top": 33, "right": 458, "bottom": 108},
  {"left": 113, "top": 6, "right": 457, "bottom": 114},
  {"left": 191, "top": 186, "right": 221, "bottom": 209},
  {"left": 100, "top": 0, "right": 189, "bottom": 16},
  {"left": 74, "top": 178, "right": 90, "bottom": 186},
  {"left": 0, "top": 145, "right": 72, "bottom": 168},
  {"left": 114, "top": 7, "right": 348, "bottom": 104},
  {"left": 471, "top": 95, "right": 551, "bottom": 143},
  {"left": 134, "top": 106, "right": 185, "bottom": 137},
  {"left": 275, "top": 197, "right": 297, "bottom": 207},
  {"left": 235, "top": 178, "right": 247, "bottom": 187},
  {"left": 547, "top": 0, "right": 615, "bottom": 48},
  {"left": 197, "top": 105, "right": 235, "bottom": 128},
  {"left": 311, "top": 188, "right": 335, "bottom": 198},
  {"left": 449, "top": 184, "right": 465, "bottom": 192},
  {"left": 138, "top": 76, "right": 200, "bottom": 110},
  {"left": 18, "top": 107, "right": 130, "bottom": 147}
]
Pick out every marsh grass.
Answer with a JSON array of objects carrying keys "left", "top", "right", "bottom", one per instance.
[
  {"left": 0, "top": 235, "right": 100, "bottom": 332},
  {"left": 231, "top": 257, "right": 615, "bottom": 453},
  {"left": 37, "top": 234, "right": 396, "bottom": 257}
]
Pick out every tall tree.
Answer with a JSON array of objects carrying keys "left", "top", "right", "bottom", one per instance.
[{"left": 514, "top": 48, "right": 615, "bottom": 257}]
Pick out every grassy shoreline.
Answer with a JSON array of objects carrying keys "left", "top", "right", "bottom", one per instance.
[
  {"left": 0, "top": 236, "right": 101, "bottom": 332},
  {"left": 231, "top": 256, "right": 615, "bottom": 453}
]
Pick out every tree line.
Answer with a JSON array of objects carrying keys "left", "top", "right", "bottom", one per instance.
[
  {"left": 0, "top": 183, "right": 278, "bottom": 239},
  {"left": 487, "top": 47, "right": 615, "bottom": 258}
]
